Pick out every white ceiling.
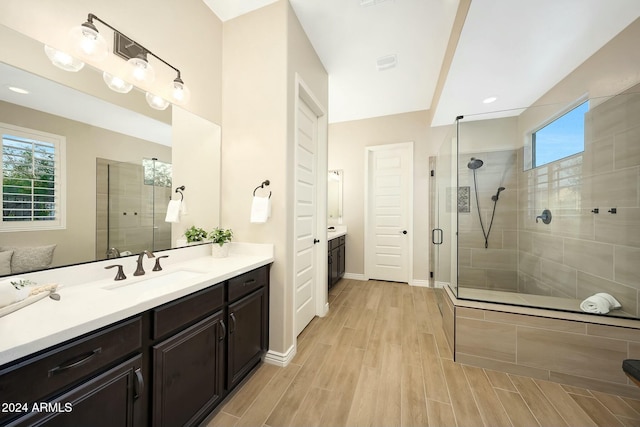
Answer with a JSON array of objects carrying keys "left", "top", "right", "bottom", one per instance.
[{"left": 206, "top": 0, "right": 640, "bottom": 126}]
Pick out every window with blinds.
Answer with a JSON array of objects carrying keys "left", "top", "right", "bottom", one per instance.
[{"left": 1, "top": 123, "right": 66, "bottom": 231}]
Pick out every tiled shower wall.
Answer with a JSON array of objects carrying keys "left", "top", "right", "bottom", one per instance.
[
  {"left": 458, "top": 149, "right": 519, "bottom": 292},
  {"left": 96, "top": 159, "right": 172, "bottom": 259},
  {"left": 516, "top": 88, "right": 640, "bottom": 316}
]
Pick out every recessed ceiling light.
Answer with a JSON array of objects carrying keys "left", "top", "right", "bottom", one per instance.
[
  {"left": 376, "top": 54, "right": 397, "bottom": 71},
  {"left": 8, "top": 86, "right": 30, "bottom": 95},
  {"left": 483, "top": 96, "right": 497, "bottom": 104}
]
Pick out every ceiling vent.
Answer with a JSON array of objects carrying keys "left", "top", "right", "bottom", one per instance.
[
  {"left": 360, "top": 0, "right": 393, "bottom": 7},
  {"left": 376, "top": 54, "right": 397, "bottom": 71}
]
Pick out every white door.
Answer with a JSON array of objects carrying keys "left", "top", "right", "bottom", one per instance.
[
  {"left": 294, "top": 100, "right": 318, "bottom": 336},
  {"left": 366, "top": 143, "right": 413, "bottom": 283}
]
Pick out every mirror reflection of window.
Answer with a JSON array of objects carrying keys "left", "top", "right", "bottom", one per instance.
[{"left": 328, "top": 169, "right": 343, "bottom": 224}]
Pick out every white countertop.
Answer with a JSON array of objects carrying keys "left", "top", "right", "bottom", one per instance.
[
  {"left": 0, "top": 242, "right": 273, "bottom": 366},
  {"left": 327, "top": 225, "right": 347, "bottom": 239}
]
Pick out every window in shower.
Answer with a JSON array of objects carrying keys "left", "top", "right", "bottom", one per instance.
[
  {"left": 0, "top": 123, "right": 66, "bottom": 231},
  {"left": 532, "top": 100, "right": 589, "bottom": 168}
]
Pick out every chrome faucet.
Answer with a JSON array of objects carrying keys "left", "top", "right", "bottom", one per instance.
[
  {"left": 106, "top": 247, "right": 121, "bottom": 259},
  {"left": 134, "top": 250, "right": 155, "bottom": 276}
]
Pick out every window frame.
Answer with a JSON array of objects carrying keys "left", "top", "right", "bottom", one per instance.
[
  {"left": 526, "top": 96, "right": 589, "bottom": 170},
  {"left": 1, "top": 122, "right": 66, "bottom": 232}
]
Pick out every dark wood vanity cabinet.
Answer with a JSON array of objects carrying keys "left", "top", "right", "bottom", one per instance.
[
  {"left": 328, "top": 235, "right": 346, "bottom": 288},
  {"left": 0, "top": 263, "right": 271, "bottom": 427},
  {"left": 152, "top": 312, "right": 225, "bottom": 427},
  {"left": 0, "top": 317, "right": 144, "bottom": 427}
]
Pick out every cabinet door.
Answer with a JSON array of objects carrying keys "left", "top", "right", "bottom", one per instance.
[
  {"left": 227, "top": 287, "right": 267, "bottom": 389},
  {"left": 330, "top": 247, "right": 340, "bottom": 286},
  {"left": 152, "top": 312, "right": 225, "bottom": 427},
  {"left": 338, "top": 242, "right": 346, "bottom": 279},
  {"left": 8, "top": 355, "right": 144, "bottom": 427}
]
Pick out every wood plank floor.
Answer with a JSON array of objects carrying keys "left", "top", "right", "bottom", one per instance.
[{"left": 206, "top": 279, "right": 640, "bottom": 427}]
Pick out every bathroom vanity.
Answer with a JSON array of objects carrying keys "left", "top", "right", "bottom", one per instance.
[
  {"left": 0, "top": 244, "right": 272, "bottom": 426},
  {"left": 328, "top": 228, "right": 346, "bottom": 289}
]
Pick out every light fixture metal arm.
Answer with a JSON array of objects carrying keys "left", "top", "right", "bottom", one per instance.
[{"left": 86, "top": 13, "right": 182, "bottom": 78}]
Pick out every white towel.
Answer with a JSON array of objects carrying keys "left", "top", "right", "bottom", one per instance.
[
  {"left": 165, "top": 200, "right": 182, "bottom": 223},
  {"left": 0, "top": 277, "right": 28, "bottom": 308},
  {"left": 579, "top": 293, "right": 622, "bottom": 314},
  {"left": 250, "top": 196, "right": 271, "bottom": 223}
]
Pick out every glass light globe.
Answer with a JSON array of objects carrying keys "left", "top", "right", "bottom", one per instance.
[
  {"left": 146, "top": 92, "right": 170, "bottom": 110},
  {"left": 128, "top": 55, "right": 155, "bottom": 83},
  {"left": 69, "top": 23, "right": 108, "bottom": 61},
  {"left": 170, "top": 78, "right": 191, "bottom": 105},
  {"left": 44, "top": 45, "right": 85, "bottom": 72},
  {"left": 103, "top": 71, "right": 133, "bottom": 94}
]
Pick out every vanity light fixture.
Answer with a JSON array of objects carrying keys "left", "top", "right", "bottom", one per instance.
[
  {"left": 45, "top": 13, "right": 191, "bottom": 108},
  {"left": 44, "top": 45, "right": 85, "bottom": 72},
  {"left": 102, "top": 71, "right": 133, "bottom": 94}
]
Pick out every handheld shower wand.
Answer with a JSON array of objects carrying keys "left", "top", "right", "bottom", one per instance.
[{"left": 491, "top": 187, "right": 506, "bottom": 201}]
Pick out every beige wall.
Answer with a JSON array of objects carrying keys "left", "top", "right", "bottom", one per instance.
[
  {"left": 221, "top": 1, "right": 328, "bottom": 356},
  {"left": 328, "top": 111, "right": 446, "bottom": 282},
  {"left": 0, "top": 100, "right": 170, "bottom": 267}
]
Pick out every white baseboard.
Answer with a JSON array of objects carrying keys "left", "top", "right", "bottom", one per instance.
[
  {"left": 321, "top": 302, "right": 329, "bottom": 317},
  {"left": 343, "top": 272, "right": 367, "bottom": 281},
  {"left": 411, "top": 279, "right": 430, "bottom": 287},
  {"left": 264, "top": 345, "right": 296, "bottom": 367},
  {"left": 434, "top": 281, "right": 450, "bottom": 289}
]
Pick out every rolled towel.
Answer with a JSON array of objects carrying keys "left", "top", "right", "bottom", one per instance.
[
  {"left": 0, "top": 277, "right": 31, "bottom": 308},
  {"left": 580, "top": 292, "right": 622, "bottom": 314}
]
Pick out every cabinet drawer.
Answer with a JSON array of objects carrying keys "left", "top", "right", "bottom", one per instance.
[
  {"left": 152, "top": 282, "right": 224, "bottom": 340},
  {"left": 228, "top": 266, "right": 268, "bottom": 303},
  {"left": 0, "top": 316, "right": 142, "bottom": 420}
]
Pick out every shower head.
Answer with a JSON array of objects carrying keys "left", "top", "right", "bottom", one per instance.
[
  {"left": 467, "top": 157, "right": 484, "bottom": 170},
  {"left": 492, "top": 187, "right": 506, "bottom": 201}
]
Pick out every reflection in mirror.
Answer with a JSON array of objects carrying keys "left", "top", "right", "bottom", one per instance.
[
  {"left": 328, "top": 170, "right": 343, "bottom": 224},
  {"left": 0, "top": 25, "right": 221, "bottom": 277}
]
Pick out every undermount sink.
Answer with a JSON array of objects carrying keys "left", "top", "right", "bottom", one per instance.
[{"left": 102, "top": 270, "right": 204, "bottom": 291}]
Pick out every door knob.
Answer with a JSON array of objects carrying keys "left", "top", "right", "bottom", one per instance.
[
  {"left": 313, "top": 239, "right": 320, "bottom": 244},
  {"left": 401, "top": 230, "right": 408, "bottom": 235}
]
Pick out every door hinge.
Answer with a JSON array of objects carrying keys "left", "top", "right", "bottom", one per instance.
[
  {"left": 430, "top": 271, "right": 434, "bottom": 278},
  {"left": 430, "top": 170, "right": 435, "bottom": 177}
]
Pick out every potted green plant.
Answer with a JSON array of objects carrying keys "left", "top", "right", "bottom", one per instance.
[
  {"left": 208, "top": 227, "right": 233, "bottom": 258},
  {"left": 184, "top": 226, "right": 208, "bottom": 244}
]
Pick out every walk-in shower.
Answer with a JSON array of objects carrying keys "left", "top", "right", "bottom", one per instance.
[{"left": 467, "top": 157, "right": 506, "bottom": 249}]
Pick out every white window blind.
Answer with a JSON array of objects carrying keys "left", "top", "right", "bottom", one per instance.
[{"left": 1, "top": 123, "right": 66, "bottom": 231}]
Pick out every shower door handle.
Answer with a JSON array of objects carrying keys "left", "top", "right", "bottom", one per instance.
[{"left": 432, "top": 228, "right": 443, "bottom": 245}]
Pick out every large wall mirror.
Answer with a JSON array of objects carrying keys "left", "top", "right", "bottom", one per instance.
[
  {"left": 0, "top": 24, "right": 221, "bottom": 277},
  {"left": 328, "top": 169, "right": 343, "bottom": 224}
]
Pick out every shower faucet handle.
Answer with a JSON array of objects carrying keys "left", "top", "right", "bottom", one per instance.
[{"left": 536, "top": 209, "right": 552, "bottom": 224}]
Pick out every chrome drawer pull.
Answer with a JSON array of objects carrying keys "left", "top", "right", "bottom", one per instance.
[
  {"left": 48, "top": 347, "right": 102, "bottom": 377},
  {"left": 243, "top": 279, "right": 256, "bottom": 286}
]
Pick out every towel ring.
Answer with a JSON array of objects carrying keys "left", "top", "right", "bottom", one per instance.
[
  {"left": 253, "top": 180, "right": 271, "bottom": 198},
  {"left": 175, "top": 185, "right": 185, "bottom": 201}
]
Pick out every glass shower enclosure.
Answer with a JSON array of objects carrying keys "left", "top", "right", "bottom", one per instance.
[
  {"left": 96, "top": 158, "right": 173, "bottom": 259},
  {"left": 433, "top": 85, "right": 640, "bottom": 321}
]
